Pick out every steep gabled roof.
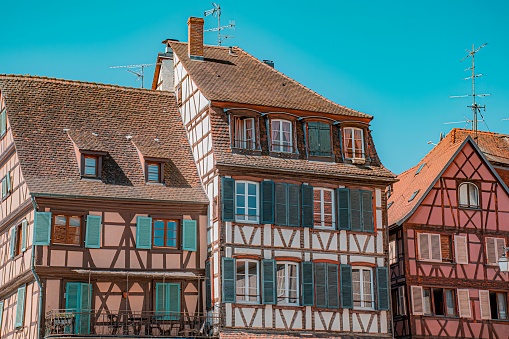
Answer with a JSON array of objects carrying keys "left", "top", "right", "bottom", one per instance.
[
  {"left": 168, "top": 41, "right": 371, "bottom": 119},
  {"left": 452, "top": 129, "right": 509, "bottom": 167},
  {"left": 0, "top": 74, "right": 207, "bottom": 205}
]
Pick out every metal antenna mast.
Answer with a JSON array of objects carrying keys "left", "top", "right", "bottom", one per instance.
[
  {"left": 450, "top": 43, "right": 490, "bottom": 136},
  {"left": 204, "top": 3, "right": 235, "bottom": 46},
  {"left": 109, "top": 64, "right": 155, "bottom": 88}
]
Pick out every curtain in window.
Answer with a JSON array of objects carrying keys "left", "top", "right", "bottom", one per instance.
[
  {"left": 244, "top": 118, "right": 254, "bottom": 149},
  {"left": 469, "top": 184, "right": 478, "bottom": 207},
  {"left": 272, "top": 120, "right": 281, "bottom": 151},
  {"left": 354, "top": 129, "right": 363, "bottom": 158},
  {"left": 423, "top": 288, "right": 431, "bottom": 314},
  {"left": 445, "top": 290, "right": 455, "bottom": 315},
  {"left": 282, "top": 121, "right": 291, "bottom": 152},
  {"left": 498, "top": 293, "right": 508, "bottom": 319},
  {"left": 344, "top": 128, "right": 353, "bottom": 158},
  {"left": 235, "top": 118, "right": 243, "bottom": 148}
]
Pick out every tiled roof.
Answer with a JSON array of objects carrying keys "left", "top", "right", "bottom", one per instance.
[
  {"left": 168, "top": 41, "right": 371, "bottom": 119},
  {"left": 387, "top": 128, "right": 509, "bottom": 226},
  {"left": 0, "top": 74, "right": 208, "bottom": 205}
]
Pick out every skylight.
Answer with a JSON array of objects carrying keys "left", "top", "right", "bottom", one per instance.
[
  {"left": 415, "top": 163, "right": 426, "bottom": 175},
  {"left": 408, "top": 190, "right": 420, "bottom": 202},
  {"left": 388, "top": 201, "right": 394, "bottom": 209}
]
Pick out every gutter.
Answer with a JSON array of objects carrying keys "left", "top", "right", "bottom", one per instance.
[{"left": 30, "top": 196, "right": 43, "bottom": 339}]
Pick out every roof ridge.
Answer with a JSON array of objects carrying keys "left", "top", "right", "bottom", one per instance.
[
  {"left": 0, "top": 74, "right": 173, "bottom": 96},
  {"left": 454, "top": 127, "right": 509, "bottom": 137}
]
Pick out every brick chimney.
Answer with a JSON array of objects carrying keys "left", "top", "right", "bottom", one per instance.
[{"left": 188, "top": 17, "right": 204, "bottom": 61}]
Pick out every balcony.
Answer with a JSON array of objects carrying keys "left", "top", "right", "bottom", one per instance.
[{"left": 45, "top": 310, "right": 219, "bottom": 338}]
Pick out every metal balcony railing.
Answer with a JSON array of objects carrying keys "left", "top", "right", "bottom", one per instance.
[{"left": 45, "top": 310, "right": 220, "bottom": 337}]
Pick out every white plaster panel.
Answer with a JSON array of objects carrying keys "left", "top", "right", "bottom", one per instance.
[
  {"left": 305, "top": 306, "right": 311, "bottom": 328},
  {"left": 225, "top": 303, "right": 232, "bottom": 327},
  {"left": 225, "top": 222, "right": 232, "bottom": 243},
  {"left": 377, "top": 257, "right": 385, "bottom": 266},
  {"left": 349, "top": 255, "right": 376, "bottom": 264},
  {"left": 377, "top": 231, "right": 384, "bottom": 254},
  {"left": 342, "top": 310, "right": 350, "bottom": 331},
  {"left": 339, "top": 231, "right": 347, "bottom": 251},
  {"left": 311, "top": 253, "right": 339, "bottom": 261},
  {"left": 264, "top": 250, "right": 271, "bottom": 259},
  {"left": 225, "top": 247, "right": 232, "bottom": 257},
  {"left": 376, "top": 189, "right": 382, "bottom": 208},
  {"left": 234, "top": 248, "right": 262, "bottom": 256},
  {"left": 304, "top": 227, "right": 310, "bottom": 249},
  {"left": 265, "top": 304, "right": 273, "bottom": 328},
  {"left": 273, "top": 250, "right": 301, "bottom": 258},
  {"left": 380, "top": 311, "right": 388, "bottom": 333},
  {"left": 376, "top": 211, "right": 383, "bottom": 231},
  {"left": 304, "top": 253, "right": 310, "bottom": 261}
]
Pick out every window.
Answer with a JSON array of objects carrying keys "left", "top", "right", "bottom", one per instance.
[
  {"left": 422, "top": 287, "right": 457, "bottom": 316},
  {"left": 343, "top": 127, "right": 364, "bottom": 159},
  {"left": 0, "top": 108, "right": 6, "bottom": 137},
  {"left": 458, "top": 182, "right": 479, "bottom": 208},
  {"left": 307, "top": 122, "right": 332, "bottom": 156},
  {"left": 176, "top": 84, "right": 182, "bottom": 106},
  {"left": 339, "top": 189, "right": 374, "bottom": 232},
  {"left": 415, "top": 163, "right": 426, "bottom": 175},
  {"left": 53, "top": 215, "right": 82, "bottom": 245},
  {"left": 233, "top": 117, "right": 256, "bottom": 150},
  {"left": 10, "top": 220, "right": 27, "bottom": 259},
  {"left": 65, "top": 282, "right": 92, "bottom": 334},
  {"left": 313, "top": 188, "right": 335, "bottom": 229},
  {"left": 276, "top": 262, "right": 299, "bottom": 305},
  {"left": 408, "top": 190, "right": 419, "bottom": 202},
  {"left": 352, "top": 268, "right": 374, "bottom": 309},
  {"left": 153, "top": 219, "right": 178, "bottom": 248},
  {"left": 489, "top": 291, "right": 508, "bottom": 320},
  {"left": 15, "top": 224, "right": 23, "bottom": 256},
  {"left": 235, "top": 181, "right": 259, "bottom": 223},
  {"left": 83, "top": 155, "right": 98, "bottom": 177},
  {"left": 315, "top": 262, "right": 339, "bottom": 308},
  {"left": 275, "top": 183, "right": 300, "bottom": 226},
  {"left": 486, "top": 237, "right": 506, "bottom": 265},
  {"left": 418, "top": 233, "right": 452, "bottom": 262},
  {"left": 155, "top": 283, "right": 181, "bottom": 319},
  {"left": 392, "top": 286, "right": 406, "bottom": 316},
  {"left": 271, "top": 119, "right": 292, "bottom": 152},
  {"left": 389, "top": 234, "right": 397, "bottom": 265},
  {"left": 387, "top": 201, "right": 394, "bottom": 209},
  {"left": 1, "top": 171, "right": 12, "bottom": 199},
  {"left": 236, "top": 259, "right": 259, "bottom": 303},
  {"left": 146, "top": 162, "right": 163, "bottom": 183}
]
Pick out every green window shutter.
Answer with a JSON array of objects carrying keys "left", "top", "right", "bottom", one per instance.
[
  {"left": 205, "top": 261, "right": 212, "bottom": 309},
  {"left": 262, "top": 259, "right": 276, "bottom": 304},
  {"left": 308, "top": 122, "right": 320, "bottom": 156},
  {"left": 155, "top": 283, "right": 166, "bottom": 314},
  {"left": 0, "top": 300, "right": 4, "bottom": 329},
  {"left": 221, "top": 177, "right": 235, "bottom": 222},
  {"left": 182, "top": 220, "right": 197, "bottom": 251},
  {"left": 15, "top": 285, "right": 26, "bottom": 328},
  {"left": 301, "top": 261, "right": 314, "bottom": 306},
  {"left": 0, "top": 109, "right": 6, "bottom": 136},
  {"left": 10, "top": 227, "right": 16, "bottom": 258},
  {"left": 301, "top": 184, "right": 314, "bottom": 228},
  {"left": 21, "top": 220, "right": 27, "bottom": 252},
  {"left": 350, "top": 190, "right": 362, "bottom": 232},
  {"left": 274, "top": 183, "right": 287, "bottom": 226},
  {"left": 319, "top": 124, "right": 332, "bottom": 156},
  {"left": 85, "top": 215, "right": 102, "bottom": 248},
  {"left": 136, "top": 216, "right": 152, "bottom": 249},
  {"left": 6, "top": 171, "right": 11, "bottom": 193},
  {"left": 315, "top": 262, "right": 327, "bottom": 308},
  {"left": 376, "top": 267, "right": 389, "bottom": 310},
  {"left": 327, "top": 264, "right": 339, "bottom": 308},
  {"left": 79, "top": 283, "right": 92, "bottom": 334},
  {"left": 260, "top": 180, "right": 275, "bottom": 224},
  {"left": 65, "top": 282, "right": 81, "bottom": 310},
  {"left": 222, "top": 257, "right": 236, "bottom": 303},
  {"left": 340, "top": 264, "right": 353, "bottom": 309},
  {"left": 361, "top": 190, "right": 374, "bottom": 232},
  {"left": 34, "top": 211, "right": 52, "bottom": 245},
  {"left": 287, "top": 184, "right": 301, "bottom": 226},
  {"left": 336, "top": 188, "right": 351, "bottom": 230},
  {"left": 168, "top": 283, "right": 181, "bottom": 318}
]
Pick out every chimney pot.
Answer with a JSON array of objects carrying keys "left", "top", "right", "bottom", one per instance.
[{"left": 188, "top": 17, "right": 204, "bottom": 61}]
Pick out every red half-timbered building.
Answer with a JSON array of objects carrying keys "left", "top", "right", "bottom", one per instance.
[
  {"left": 388, "top": 129, "right": 509, "bottom": 339},
  {"left": 0, "top": 75, "right": 210, "bottom": 338}
]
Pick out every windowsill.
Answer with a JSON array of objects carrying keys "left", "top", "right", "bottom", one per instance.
[
  {"left": 353, "top": 307, "right": 375, "bottom": 311},
  {"left": 458, "top": 205, "right": 480, "bottom": 210},
  {"left": 231, "top": 147, "right": 262, "bottom": 155},
  {"left": 313, "top": 226, "right": 337, "bottom": 231},
  {"left": 146, "top": 182, "right": 165, "bottom": 186},
  {"left": 151, "top": 247, "right": 182, "bottom": 254},
  {"left": 269, "top": 151, "right": 299, "bottom": 159},
  {"left": 417, "top": 259, "right": 456, "bottom": 265},
  {"left": 275, "top": 303, "right": 302, "bottom": 309},
  {"left": 308, "top": 155, "right": 334, "bottom": 162},
  {"left": 235, "top": 218, "right": 260, "bottom": 224},
  {"left": 50, "top": 244, "right": 84, "bottom": 250},
  {"left": 81, "top": 177, "right": 102, "bottom": 182},
  {"left": 234, "top": 301, "right": 260, "bottom": 306}
]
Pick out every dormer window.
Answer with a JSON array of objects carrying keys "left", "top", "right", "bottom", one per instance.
[
  {"left": 233, "top": 117, "right": 256, "bottom": 150},
  {"left": 307, "top": 122, "right": 332, "bottom": 157},
  {"left": 80, "top": 152, "right": 104, "bottom": 178},
  {"left": 0, "top": 108, "right": 6, "bottom": 137},
  {"left": 343, "top": 127, "right": 364, "bottom": 159},
  {"left": 146, "top": 161, "right": 163, "bottom": 183},
  {"left": 271, "top": 119, "right": 293, "bottom": 153}
]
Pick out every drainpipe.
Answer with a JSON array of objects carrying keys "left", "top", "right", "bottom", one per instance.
[{"left": 30, "top": 196, "right": 43, "bottom": 339}]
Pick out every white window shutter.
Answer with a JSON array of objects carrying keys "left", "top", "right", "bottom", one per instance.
[
  {"left": 457, "top": 289, "right": 471, "bottom": 318},
  {"left": 411, "top": 286, "right": 423, "bottom": 315},
  {"left": 430, "top": 234, "right": 441, "bottom": 261},
  {"left": 455, "top": 235, "right": 469, "bottom": 264},
  {"left": 479, "top": 290, "right": 491, "bottom": 319},
  {"left": 418, "top": 233, "right": 430, "bottom": 260},
  {"left": 486, "top": 237, "right": 496, "bottom": 264}
]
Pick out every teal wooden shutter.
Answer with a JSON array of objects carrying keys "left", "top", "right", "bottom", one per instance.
[
  {"left": 260, "top": 180, "right": 275, "bottom": 224},
  {"left": 182, "top": 220, "right": 197, "bottom": 251},
  {"left": 6, "top": 171, "right": 11, "bottom": 193},
  {"left": 361, "top": 190, "right": 374, "bottom": 232},
  {"left": 222, "top": 257, "right": 236, "bottom": 303},
  {"left": 340, "top": 264, "right": 353, "bottom": 309},
  {"left": 221, "top": 177, "right": 235, "bottom": 222},
  {"left": 319, "top": 124, "right": 332, "bottom": 156},
  {"left": 155, "top": 283, "right": 166, "bottom": 314},
  {"left": 66, "top": 282, "right": 81, "bottom": 310},
  {"left": 376, "top": 267, "right": 389, "bottom": 310},
  {"left": 350, "top": 190, "right": 362, "bottom": 231},
  {"left": 85, "top": 215, "right": 102, "bottom": 248},
  {"left": 287, "top": 184, "right": 301, "bottom": 226},
  {"left": 274, "top": 183, "right": 287, "bottom": 226},
  {"left": 0, "top": 301, "right": 4, "bottom": 329},
  {"left": 205, "top": 261, "right": 211, "bottom": 309},
  {"left": 15, "top": 285, "right": 26, "bottom": 328},
  {"left": 10, "top": 227, "right": 16, "bottom": 258},
  {"left": 308, "top": 122, "right": 320, "bottom": 156},
  {"left": 315, "top": 263, "right": 327, "bottom": 308},
  {"left": 168, "top": 283, "right": 181, "bottom": 319},
  {"left": 327, "top": 264, "right": 339, "bottom": 308},
  {"left": 301, "top": 261, "right": 314, "bottom": 306},
  {"left": 262, "top": 259, "right": 276, "bottom": 304},
  {"left": 301, "top": 184, "right": 314, "bottom": 228},
  {"left": 136, "top": 216, "right": 152, "bottom": 249},
  {"left": 21, "top": 220, "right": 27, "bottom": 252},
  {"left": 336, "top": 188, "right": 351, "bottom": 230},
  {"left": 0, "top": 109, "right": 6, "bottom": 136},
  {"left": 79, "top": 283, "right": 92, "bottom": 334},
  {"left": 34, "top": 211, "right": 52, "bottom": 245}
]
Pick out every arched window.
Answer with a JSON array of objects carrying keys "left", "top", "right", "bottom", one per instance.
[{"left": 458, "top": 182, "right": 479, "bottom": 208}]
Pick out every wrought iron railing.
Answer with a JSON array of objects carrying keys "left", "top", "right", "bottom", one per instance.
[{"left": 45, "top": 310, "right": 219, "bottom": 337}]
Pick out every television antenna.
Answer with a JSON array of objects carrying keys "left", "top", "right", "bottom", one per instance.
[
  {"left": 449, "top": 43, "right": 490, "bottom": 136},
  {"left": 110, "top": 64, "right": 155, "bottom": 88},
  {"left": 204, "top": 3, "right": 235, "bottom": 46}
]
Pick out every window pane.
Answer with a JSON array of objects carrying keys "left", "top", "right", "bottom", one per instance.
[
  {"left": 154, "top": 220, "right": 165, "bottom": 230},
  {"left": 147, "top": 164, "right": 160, "bottom": 182},
  {"left": 469, "top": 184, "right": 478, "bottom": 207},
  {"left": 55, "top": 215, "right": 67, "bottom": 226},
  {"left": 154, "top": 237, "right": 164, "bottom": 247},
  {"left": 446, "top": 290, "right": 456, "bottom": 316},
  {"left": 352, "top": 269, "right": 361, "bottom": 307},
  {"left": 423, "top": 288, "right": 432, "bottom": 315},
  {"left": 247, "top": 262, "right": 258, "bottom": 301},
  {"left": 277, "top": 264, "right": 286, "bottom": 302},
  {"left": 69, "top": 217, "right": 81, "bottom": 227},
  {"left": 362, "top": 270, "right": 372, "bottom": 307},
  {"left": 288, "top": 264, "right": 298, "bottom": 303},
  {"left": 498, "top": 293, "right": 508, "bottom": 319},
  {"left": 344, "top": 128, "right": 353, "bottom": 158},
  {"left": 236, "top": 183, "right": 245, "bottom": 195},
  {"left": 236, "top": 262, "right": 246, "bottom": 299},
  {"left": 84, "top": 157, "right": 97, "bottom": 176}
]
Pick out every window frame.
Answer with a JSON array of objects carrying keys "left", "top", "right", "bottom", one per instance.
[
  {"left": 489, "top": 291, "right": 508, "bottom": 320},
  {"left": 485, "top": 237, "right": 507, "bottom": 265},
  {"left": 15, "top": 223, "right": 23, "bottom": 257},
  {"left": 52, "top": 214, "right": 83, "bottom": 246},
  {"left": 307, "top": 121, "right": 332, "bottom": 157},
  {"left": 418, "top": 232, "right": 452, "bottom": 263},
  {"left": 276, "top": 262, "right": 299, "bottom": 305},
  {"left": 1, "top": 171, "right": 12, "bottom": 199},
  {"left": 422, "top": 287, "right": 457, "bottom": 317},
  {"left": 79, "top": 151, "right": 105, "bottom": 179},
  {"left": 392, "top": 285, "right": 407, "bottom": 316},
  {"left": 313, "top": 187, "right": 336, "bottom": 229},
  {"left": 235, "top": 259, "right": 260, "bottom": 304},
  {"left": 343, "top": 127, "right": 365, "bottom": 159},
  {"left": 389, "top": 234, "right": 397, "bottom": 265},
  {"left": 152, "top": 219, "right": 179, "bottom": 249},
  {"left": 235, "top": 181, "right": 259, "bottom": 223},
  {"left": 232, "top": 116, "right": 258, "bottom": 150},
  {"left": 458, "top": 182, "right": 479, "bottom": 209},
  {"left": 352, "top": 267, "right": 374, "bottom": 310},
  {"left": 0, "top": 107, "right": 7, "bottom": 138},
  {"left": 145, "top": 161, "right": 164, "bottom": 184},
  {"left": 270, "top": 119, "right": 293, "bottom": 153}
]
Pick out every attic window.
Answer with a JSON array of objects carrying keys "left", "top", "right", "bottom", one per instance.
[
  {"left": 0, "top": 108, "right": 6, "bottom": 137},
  {"left": 388, "top": 201, "right": 394, "bottom": 209},
  {"left": 176, "top": 84, "right": 182, "bottom": 107},
  {"left": 146, "top": 160, "right": 165, "bottom": 183},
  {"left": 408, "top": 190, "right": 420, "bottom": 202},
  {"left": 415, "top": 163, "right": 426, "bottom": 175},
  {"left": 80, "top": 152, "right": 104, "bottom": 178}
]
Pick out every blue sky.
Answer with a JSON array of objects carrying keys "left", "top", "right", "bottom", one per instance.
[{"left": 2, "top": 1, "right": 509, "bottom": 174}]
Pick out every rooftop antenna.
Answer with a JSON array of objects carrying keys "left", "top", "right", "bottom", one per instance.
[
  {"left": 449, "top": 43, "right": 490, "bottom": 137},
  {"left": 204, "top": 3, "right": 235, "bottom": 46},
  {"left": 109, "top": 64, "right": 155, "bottom": 88}
]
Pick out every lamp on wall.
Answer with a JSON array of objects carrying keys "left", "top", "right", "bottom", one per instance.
[{"left": 498, "top": 247, "right": 509, "bottom": 273}]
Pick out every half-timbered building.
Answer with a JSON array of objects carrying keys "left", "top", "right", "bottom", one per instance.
[
  {"left": 0, "top": 75, "right": 210, "bottom": 338},
  {"left": 153, "top": 17, "right": 397, "bottom": 339},
  {"left": 388, "top": 129, "right": 509, "bottom": 338}
]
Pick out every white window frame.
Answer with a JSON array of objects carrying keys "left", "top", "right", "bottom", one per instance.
[
  {"left": 313, "top": 187, "right": 336, "bottom": 229},
  {"left": 458, "top": 182, "right": 479, "bottom": 208},
  {"left": 236, "top": 259, "right": 260, "bottom": 304},
  {"left": 271, "top": 119, "right": 293, "bottom": 153},
  {"left": 343, "top": 127, "right": 365, "bottom": 159},
  {"left": 418, "top": 233, "right": 442, "bottom": 262},
  {"left": 397, "top": 285, "right": 406, "bottom": 315},
  {"left": 233, "top": 117, "right": 256, "bottom": 150},
  {"left": 485, "top": 237, "right": 506, "bottom": 265},
  {"left": 235, "top": 181, "right": 259, "bottom": 223},
  {"left": 276, "top": 262, "right": 299, "bottom": 305},
  {"left": 352, "top": 267, "right": 374, "bottom": 310},
  {"left": 389, "top": 234, "right": 397, "bottom": 265}
]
